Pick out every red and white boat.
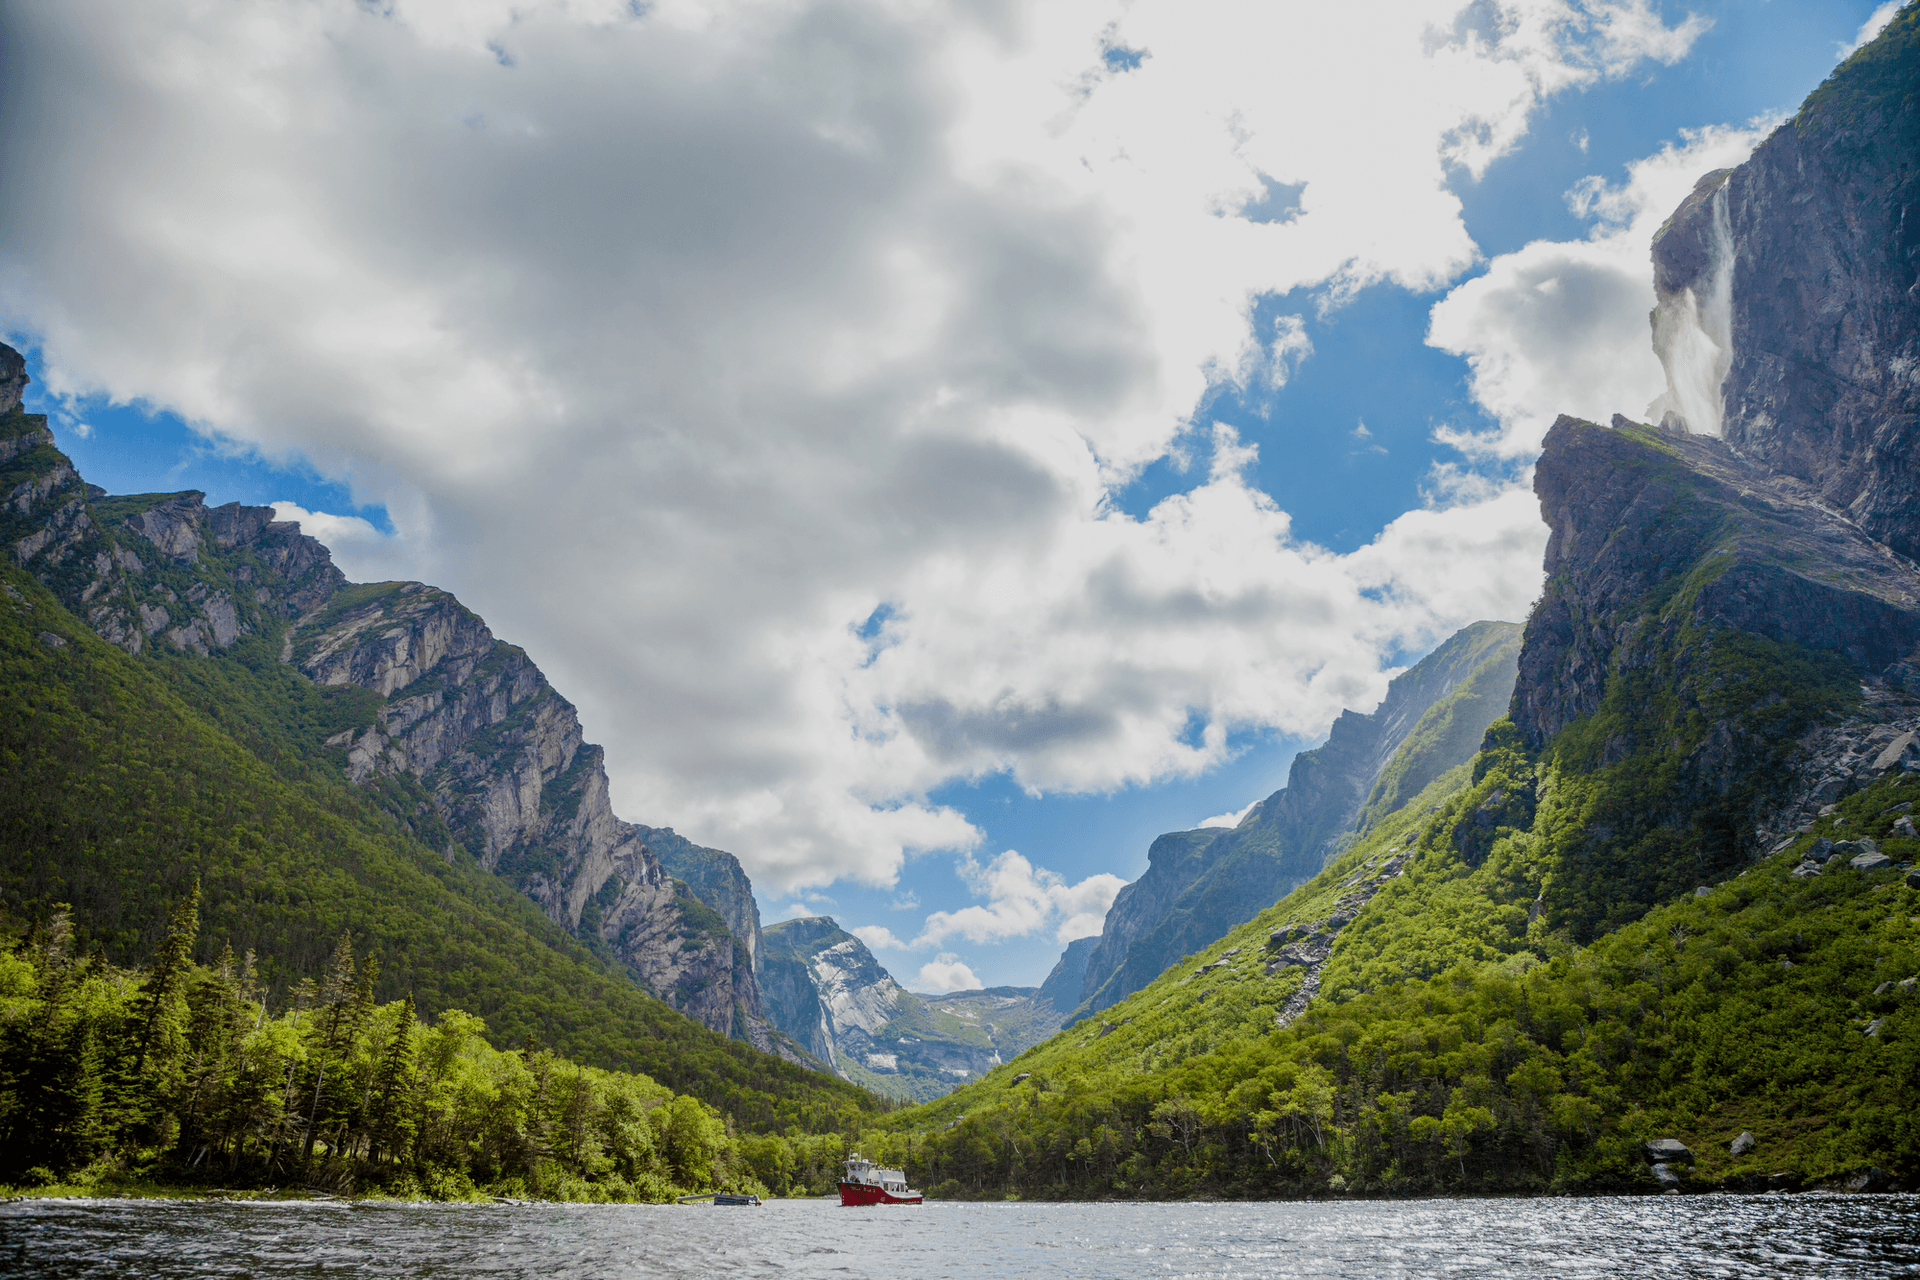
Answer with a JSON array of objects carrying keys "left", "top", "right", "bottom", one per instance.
[{"left": 837, "top": 1153, "right": 923, "bottom": 1205}]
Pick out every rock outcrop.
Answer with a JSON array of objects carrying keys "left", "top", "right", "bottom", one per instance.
[
  {"left": 0, "top": 396, "right": 791, "bottom": 1055},
  {"left": 1072, "top": 620, "right": 1524, "bottom": 1018}
]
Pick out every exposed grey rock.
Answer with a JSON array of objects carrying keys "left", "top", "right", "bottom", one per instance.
[
  {"left": 1646, "top": 1138, "right": 1693, "bottom": 1164},
  {"left": 1819, "top": 1167, "right": 1894, "bottom": 1193},
  {"left": 1694, "top": 886, "right": 1712, "bottom": 898},
  {"left": 1791, "top": 862, "right": 1822, "bottom": 879},
  {"left": 1864, "top": 1018, "right": 1887, "bottom": 1037},
  {"left": 1731, "top": 1131, "right": 1756, "bottom": 1156},
  {"left": 1895, "top": 817, "right": 1918, "bottom": 839},
  {"left": 35, "top": 631, "right": 64, "bottom": 649},
  {"left": 1851, "top": 851, "right": 1893, "bottom": 871},
  {"left": 0, "top": 344, "right": 26, "bottom": 415},
  {"left": 1876, "top": 733, "right": 1917, "bottom": 772},
  {"left": 1651, "top": 1163, "right": 1682, "bottom": 1188}
]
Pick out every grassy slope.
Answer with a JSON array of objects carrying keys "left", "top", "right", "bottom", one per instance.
[{"left": 0, "top": 563, "right": 875, "bottom": 1133}]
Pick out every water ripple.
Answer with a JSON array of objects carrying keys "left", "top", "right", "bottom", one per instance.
[{"left": 5, "top": 1195, "right": 1920, "bottom": 1279}]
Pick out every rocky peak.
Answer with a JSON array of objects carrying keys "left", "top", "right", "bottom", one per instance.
[{"left": 0, "top": 346, "right": 27, "bottom": 416}]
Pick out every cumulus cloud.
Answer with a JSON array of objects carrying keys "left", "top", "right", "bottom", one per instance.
[
  {"left": 0, "top": 0, "right": 1701, "bottom": 895},
  {"left": 1197, "top": 801, "right": 1256, "bottom": 830},
  {"left": 851, "top": 925, "right": 906, "bottom": 952},
  {"left": 1841, "top": 3, "right": 1901, "bottom": 58},
  {"left": 914, "top": 954, "right": 983, "bottom": 995},
  {"left": 1426, "top": 121, "right": 1776, "bottom": 459},
  {"left": 914, "top": 850, "right": 1127, "bottom": 948},
  {"left": 272, "top": 502, "right": 393, "bottom": 562}
]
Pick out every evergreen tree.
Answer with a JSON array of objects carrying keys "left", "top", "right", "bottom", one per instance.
[{"left": 366, "top": 994, "right": 419, "bottom": 1168}]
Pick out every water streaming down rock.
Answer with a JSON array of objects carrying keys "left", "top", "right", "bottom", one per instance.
[{"left": 1649, "top": 169, "right": 1736, "bottom": 436}]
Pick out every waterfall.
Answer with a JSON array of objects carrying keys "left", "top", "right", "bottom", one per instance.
[{"left": 1647, "top": 181, "right": 1734, "bottom": 436}]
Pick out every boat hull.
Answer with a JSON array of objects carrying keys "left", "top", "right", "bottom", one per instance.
[{"left": 838, "top": 1181, "right": 923, "bottom": 1206}]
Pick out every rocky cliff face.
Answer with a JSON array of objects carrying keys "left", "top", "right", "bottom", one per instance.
[
  {"left": 1516, "top": 415, "right": 1920, "bottom": 754},
  {"left": 642, "top": 827, "right": 764, "bottom": 974},
  {"left": 1072, "top": 620, "right": 1524, "bottom": 1018},
  {"left": 0, "top": 395, "right": 790, "bottom": 1055},
  {"left": 1651, "top": 8, "right": 1920, "bottom": 556}
]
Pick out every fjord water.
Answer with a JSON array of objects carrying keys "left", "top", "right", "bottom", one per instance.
[{"left": 6, "top": 1196, "right": 1920, "bottom": 1278}]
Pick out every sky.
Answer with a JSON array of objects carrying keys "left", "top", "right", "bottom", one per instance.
[{"left": 0, "top": 0, "right": 1901, "bottom": 992}]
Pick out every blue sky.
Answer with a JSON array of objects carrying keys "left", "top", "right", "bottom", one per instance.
[{"left": 2, "top": 0, "right": 1897, "bottom": 992}]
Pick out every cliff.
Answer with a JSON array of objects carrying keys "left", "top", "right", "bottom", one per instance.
[
  {"left": 0, "top": 397, "right": 790, "bottom": 1055},
  {"left": 1651, "top": 5, "right": 1920, "bottom": 554},
  {"left": 1072, "top": 619, "right": 1523, "bottom": 1017}
]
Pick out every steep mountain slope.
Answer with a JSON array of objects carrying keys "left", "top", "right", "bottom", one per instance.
[
  {"left": 759, "top": 917, "right": 1069, "bottom": 1101},
  {"left": 1073, "top": 620, "right": 1522, "bottom": 1017},
  {"left": 872, "top": 11, "right": 1920, "bottom": 1199},
  {"left": 0, "top": 378, "right": 800, "bottom": 1058},
  {"left": 0, "top": 511, "right": 871, "bottom": 1132}
]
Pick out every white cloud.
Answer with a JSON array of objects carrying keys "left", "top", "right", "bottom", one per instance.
[
  {"left": 0, "top": 0, "right": 1702, "bottom": 893},
  {"left": 914, "top": 953, "right": 983, "bottom": 994},
  {"left": 914, "top": 849, "right": 1127, "bottom": 948},
  {"left": 1841, "top": 3, "right": 1900, "bottom": 58},
  {"left": 851, "top": 924, "right": 906, "bottom": 951},
  {"left": 271, "top": 502, "right": 386, "bottom": 556},
  {"left": 1426, "top": 120, "right": 1776, "bottom": 459},
  {"left": 1197, "top": 800, "right": 1256, "bottom": 830}
]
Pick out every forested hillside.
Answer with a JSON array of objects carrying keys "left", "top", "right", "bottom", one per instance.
[{"left": 0, "top": 523, "right": 876, "bottom": 1143}]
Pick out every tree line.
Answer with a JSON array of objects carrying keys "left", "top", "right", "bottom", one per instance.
[{"left": 0, "top": 890, "right": 850, "bottom": 1200}]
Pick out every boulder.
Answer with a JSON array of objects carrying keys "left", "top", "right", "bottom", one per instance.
[
  {"left": 1874, "top": 733, "right": 1917, "bottom": 772},
  {"left": 1894, "top": 817, "right": 1918, "bottom": 839},
  {"left": 1731, "top": 1131, "right": 1756, "bottom": 1156},
  {"left": 1694, "top": 886, "right": 1712, "bottom": 898},
  {"left": 1851, "top": 851, "right": 1893, "bottom": 871},
  {"left": 1791, "top": 862, "right": 1822, "bottom": 879},
  {"left": 1646, "top": 1138, "right": 1693, "bottom": 1164},
  {"left": 1819, "top": 1167, "right": 1893, "bottom": 1193},
  {"left": 1651, "top": 1163, "right": 1682, "bottom": 1189},
  {"left": 1907, "top": 870, "right": 1920, "bottom": 890},
  {"left": 1807, "top": 838, "right": 1834, "bottom": 858}
]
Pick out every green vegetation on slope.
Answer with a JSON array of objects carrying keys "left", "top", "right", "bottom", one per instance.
[
  {"left": 0, "top": 564, "right": 875, "bottom": 1134},
  {"left": 864, "top": 769, "right": 1920, "bottom": 1199}
]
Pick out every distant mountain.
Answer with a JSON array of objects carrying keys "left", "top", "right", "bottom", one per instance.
[
  {"left": 759, "top": 917, "right": 1070, "bottom": 1100},
  {"left": 1073, "top": 619, "right": 1523, "bottom": 1017}
]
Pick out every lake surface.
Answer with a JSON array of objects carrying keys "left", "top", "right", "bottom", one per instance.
[{"left": 6, "top": 1194, "right": 1920, "bottom": 1278}]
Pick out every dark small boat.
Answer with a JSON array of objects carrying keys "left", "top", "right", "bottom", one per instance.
[{"left": 676, "top": 1191, "right": 763, "bottom": 1206}]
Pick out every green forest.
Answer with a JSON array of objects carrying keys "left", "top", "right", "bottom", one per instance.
[
  {"left": 0, "top": 889, "right": 853, "bottom": 1200},
  {"left": 861, "top": 765, "right": 1920, "bottom": 1199}
]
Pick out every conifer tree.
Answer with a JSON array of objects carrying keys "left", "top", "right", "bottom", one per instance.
[{"left": 366, "top": 994, "right": 419, "bottom": 1167}]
